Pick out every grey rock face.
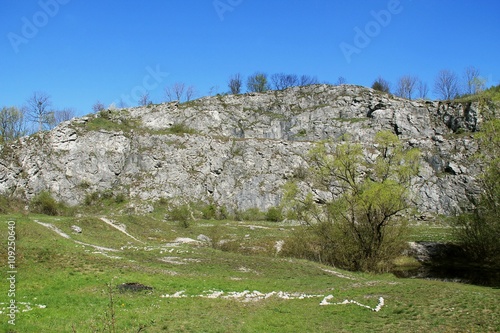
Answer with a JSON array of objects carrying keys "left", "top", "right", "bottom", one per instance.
[{"left": 0, "top": 85, "right": 491, "bottom": 215}]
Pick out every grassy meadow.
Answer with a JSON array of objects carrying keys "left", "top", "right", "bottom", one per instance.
[{"left": 0, "top": 209, "right": 499, "bottom": 332}]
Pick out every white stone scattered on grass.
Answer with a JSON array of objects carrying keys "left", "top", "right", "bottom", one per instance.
[{"left": 71, "top": 225, "right": 82, "bottom": 233}]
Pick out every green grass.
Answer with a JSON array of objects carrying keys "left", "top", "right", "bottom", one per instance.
[
  {"left": 454, "top": 84, "right": 500, "bottom": 103},
  {"left": 0, "top": 213, "right": 499, "bottom": 332},
  {"left": 406, "top": 224, "right": 455, "bottom": 243}
]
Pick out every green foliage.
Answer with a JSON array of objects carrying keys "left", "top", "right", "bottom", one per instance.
[
  {"left": 235, "top": 207, "right": 266, "bottom": 221},
  {"left": 84, "top": 192, "right": 100, "bottom": 206},
  {"left": 167, "top": 204, "right": 193, "bottom": 228},
  {"left": 455, "top": 84, "right": 500, "bottom": 103},
  {"left": 0, "top": 195, "right": 25, "bottom": 214},
  {"left": 84, "top": 190, "right": 128, "bottom": 208},
  {"left": 452, "top": 118, "right": 500, "bottom": 264},
  {"left": 452, "top": 212, "right": 500, "bottom": 264},
  {"left": 371, "top": 77, "right": 390, "bottom": 93},
  {"left": 163, "top": 200, "right": 230, "bottom": 228},
  {"left": 85, "top": 110, "right": 138, "bottom": 133},
  {"left": 233, "top": 207, "right": 284, "bottom": 222},
  {"left": 168, "top": 123, "right": 197, "bottom": 135},
  {"left": 30, "top": 191, "right": 60, "bottom": 216},
  {"left": 0, "top": 106, "right": 26, "bottom": 142},
  {"left": 296, "top": 129, "right": 307, "bottom": 137},
  {"left": 280, "top": 225, "right": 323, "bottom": 262},
  {"left": 247, "top": 72, "right": 270, "bottom": 93},
  {"left": 114, "top": 193, "right": 126, "bottom": 204},
  {"left": 265, "top": 206, "right": 283, "bottom": 222},
  {"left": 200, "top": 203, "right": 218, "bottom": 219},
  {"left": 476, "top": 84, "right": 500, "bottom": 102},
  {"left": 283, "top": 131, "right": 420, "bottom": 272}
]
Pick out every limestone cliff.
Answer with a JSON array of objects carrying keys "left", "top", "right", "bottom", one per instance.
[{"left": 0, "top": 85, "right": 490, "bottom": 215}]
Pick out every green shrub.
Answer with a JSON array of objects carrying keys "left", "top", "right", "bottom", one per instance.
[
  {"left": 84, "top": 190, "right": 127, "bottom": 207},
  {"left": 216, "top": 206, "right": 230, "bottom": 220},
  {"left": 199, "top": 203, "right": 230, "bottom": 220},
  {"left": 281, "top": 226, "right": 322, "bottom": 262},
  {"left": 451, "top": 119, "right": 500, "bottom": 264},
  {"left": 168, "top": 123, "right": 196, "bottom": 135},
  {"left": 166, "top": 204, "right": 192, "bottom": 228},
  {"left": 452, "top": 212, "right": 500, "bottom": 264},
  {"left": 0, "top": 195, "right": 25, "bottom": 214},
  {"left": 0, "top": 196, "right": 7, "bottom": 214},
  {"left": 114, "top": 193, "right": 126, "bottom": 204},
  {"left": 296, "top": 129, "right": 307, "bottom": 137},
  {"left": 265, "top": 207, "right": 283, "bottom": 222},
  {"left": 200, "top": 203, "right": 217, "bottom": 220},
  {"left": 30, "top": 191, "right": 60, "bottom": 216},
  {"left": 236, "top": 208, "right": 266, "bottom": 221},
  {"left": 219, "top": 239, "right": 241, "bottom": 252},
  {"left": 293, "top": 166, "right": 308, "bottom": 180},
  {"left": 84, "top": 192, "right": 100, "bottom": 206}
]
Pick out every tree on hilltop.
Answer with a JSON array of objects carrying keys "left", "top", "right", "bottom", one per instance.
[
  {"left": 247, "top": 72, "right": 270, "bottom": 93},
  {"left": 395, "top": 75, "right": 418, "bottom": 100},
  {"left": 24, "top": 91, "right": 54, "bottom": 132},
  {"left": 372, "top": 76, "right": 391, "bottom": 93},
  {"left": 271, "top": 73, "right": 299, "bottom": 90},
  {"left": 434, "top": 70, "right": 459, "bottom": 100},
  {"left": 0, "top": 106, "right": 26, "bottom": 142},
  {"left": 228, "top": 73, "right": 243, "bottom": 94}
]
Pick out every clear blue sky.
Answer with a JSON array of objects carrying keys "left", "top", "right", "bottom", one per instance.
[{"left": 1, "top": 0, "right": 499, "bottom": 116}]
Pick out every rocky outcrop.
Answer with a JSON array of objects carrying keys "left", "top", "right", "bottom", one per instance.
[
  {"left": 0, "top": 85, "right": 492, "bottom": 215},
  {"left": 407, "top": 242, "right": 466, "bottom": 264}
]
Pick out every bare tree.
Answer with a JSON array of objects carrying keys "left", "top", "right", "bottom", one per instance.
[
  {"left": 417, "top": 80, "right": 429, "bottom": 99},
  {"left": 336, "top": 76, "right": 347, "bottom": 85},
  {"left": 185, "top": 86, "right": 196, "bottom": 102},
  {"left": 247, "top": 72, "right": 269, "bottom": 93},
  {"left": 164, "top": 86, "right": 174, "bottom": 102},
  {"left": 434, "top": 70, "right": 459, "bottom": 100},
  {"left": 92, "top": 101, "right": 106, "bottom": 113},
  {"left": 164, "top": 83, "right": 194, "bottom": 102},
  {"left": 299, "top": 75, "right": 319, "bottom": 86},
  {"left": 271, "top": 73, "right": 299, "bottom": 90},
  {"left": 54, "top": 108, "right": 75, "bottom": 124},
  {"left": 463, "top": 66, "right": 485, "bottom": 95},
  {"left": 24, "top": 91, "right": 53, "bottom": 132},
  {"left": 172, "top": 82, "right": 185, "bottom": 101},
  {"left": 228, "top": 74, "right": 243, "bottom": 94},
  {"left": 0, "top": 106, "right": 26, "bottom": 141},
  {"left": 139, "top": 92, "right": 150, "bottom": 106},
  {"left": 395, "top": 75, "right": 418, "bottom": 100},
  {"left": 371, "top": 76, "right": 390, "bottom": 93},
  {"left": 118, "top": 98, "right": 127, "bottom": 108},
  {"left": 208, "top": 85, "right": 219, "bottom": 96}
]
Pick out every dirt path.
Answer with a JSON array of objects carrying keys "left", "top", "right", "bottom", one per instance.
[
  {"left": 35, "top": 220, "right": 120, "bottom": 252},
  {"left": 100, "top": 217, "right": 144, "bottom": 244}
]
